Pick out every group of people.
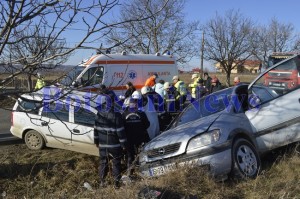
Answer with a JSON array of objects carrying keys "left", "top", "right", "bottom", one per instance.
[
  {"left": 143, "top": 72, "right": 224, "bottom": 107},
  {"left": 93, "top": 83, "right": 160, "bottom": 189},
  {"left": 93, "top": 72, "right": 236, "bottom": 188}
]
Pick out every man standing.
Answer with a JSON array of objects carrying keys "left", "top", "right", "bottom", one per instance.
[
  {"left": 203, "top": 72, "right": 212, "bottom": 91},
  {"left": 145, "top": 73, "right": 158, "bottom": 88},
  {"left": 172, "top": 75, "right": 187, "bottom": 110},
  {"left": 209, "top": 76, "right": 222, "bottom": 93},
  {"left": 34, "top": 72, "right": 46, "bottom": 90},
  {"left": 123, "top": 96, "right": 150, "bottom": 177},
  {"left": 188, "top": 74, "right": 201, "bottom": 102},
  {"left": 233, "top": 76, "right": 241, "bottom": 86},
  {"left": 139, "top": 88, "right": 160, "bottom": 139},
  {"left": 94, "top": 95, "right": 127, "bottom": 189}
]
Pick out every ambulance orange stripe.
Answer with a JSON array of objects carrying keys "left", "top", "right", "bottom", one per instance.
[
  {"left": 82, "top": 85, "right": 145, "bottom": 93},
  {"left": 85, "top": 55, "right": 99, "bottom": 65},
  {"left": 94, "top": 60, "right": 175, "bottom": 65}
]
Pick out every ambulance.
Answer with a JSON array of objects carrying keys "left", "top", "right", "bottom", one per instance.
[{"left": 67, "top": 52, "right": 178, "bottom": 95}]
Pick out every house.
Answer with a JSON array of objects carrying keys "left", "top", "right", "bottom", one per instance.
[{"left": 215, "top": 60, "right": 261, "bottom": 74}]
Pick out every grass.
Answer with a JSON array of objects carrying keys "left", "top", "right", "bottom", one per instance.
[
  {"left": 178, "top": 72, "right": 258, "bottom": 86},
  {"left": 0, "top": 143, "right": 299, "bottom": 198}
]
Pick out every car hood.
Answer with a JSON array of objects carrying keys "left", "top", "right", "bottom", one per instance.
[{"left": 144, "top": 112, "right": 222, "bottom": 151}]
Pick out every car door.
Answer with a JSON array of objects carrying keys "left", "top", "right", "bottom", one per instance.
[
  {"left": 39, "top": 101, "right": 76, "bottom": 149},
  {"left": 246, "top": 57, "right": 300, "bottom": 152},
  {"left": 68, "top": 105, "right": 98, "bottom": 156}
]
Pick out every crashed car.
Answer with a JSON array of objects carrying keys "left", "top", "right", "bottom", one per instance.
[
  {"left": 10, "top": 87, "right": 107, "bottom": 156},
  {"left": 139, "top": 55, "right": 300, "bottom": 179}
]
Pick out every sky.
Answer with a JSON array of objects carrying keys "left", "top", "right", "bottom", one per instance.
[{"left": 64, "top": 0, "right": 300, "bottom": 71}]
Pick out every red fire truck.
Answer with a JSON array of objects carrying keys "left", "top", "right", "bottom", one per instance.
[{"left": 264, "top": 52, "right": 300, "bottom": 92}]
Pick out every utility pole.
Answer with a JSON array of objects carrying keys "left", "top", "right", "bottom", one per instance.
[{"left": 200, "top": 31, "right": 205, "bottom": 79}]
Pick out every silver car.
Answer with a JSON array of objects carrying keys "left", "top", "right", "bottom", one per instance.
[{"left": 139, "top": 56, "right": 300, "bottom": 179}]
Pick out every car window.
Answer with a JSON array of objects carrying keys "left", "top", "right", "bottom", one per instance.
[
  {"left": 81, "top": 66, "right": 104, "bottom": 86},
  {"left": 249, "top": 55, "right": 300, "bottom": 105},
  {"left": 60, "top": 66, "right": 85, "bottom": 86},
  {"left": 74, "top": 107, "right": 95, "bottom": 127},
  {"left": 16, "top": 99, "right": 41, "bottom": 114},
  {"left": 251, "top": 86, "right": 275, "bottom": 102},
  {"left": 42, "top": 103, "right": 69, "bottom": 122}
]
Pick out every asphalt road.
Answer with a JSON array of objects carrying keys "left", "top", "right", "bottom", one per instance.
[{"left": 0, "top": 109, "right": 22, "bottom": 144}]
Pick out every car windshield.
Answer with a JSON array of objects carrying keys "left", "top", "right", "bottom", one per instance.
[
  {"left": 171, "top": 88, "right": 233, "bottom": 128},
  {"left": 60, "top": 66, "right": 85, "bottom": 86},
  {"left": 274, "top": 58, "right": 298, "bottom": 71}
]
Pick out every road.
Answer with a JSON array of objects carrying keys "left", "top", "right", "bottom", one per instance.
[{"left": 0, "top": 109, "right": 22, "bottom": 144}]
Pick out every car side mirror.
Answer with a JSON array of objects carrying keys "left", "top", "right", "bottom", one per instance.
[
  {"left": 72, "top": 80, "right": 79, "bottom": 87},
  {"left": 248, "top": 94, "right": 261, "bottom": 108}
]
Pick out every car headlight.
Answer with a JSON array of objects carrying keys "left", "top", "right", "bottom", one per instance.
[
  {"left": 139, "top": 151, "right": 148, "bottom": 164},
  {"left": 186, "top": 129, "right": 221, "bottom": 152}
]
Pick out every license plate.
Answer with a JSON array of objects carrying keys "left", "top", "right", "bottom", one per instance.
[
  {"left": 272, "top": 83, "right": 281, "bottom": 86},
  {"left": 149, "top": 164, "right": 176, "bottom": 176}
]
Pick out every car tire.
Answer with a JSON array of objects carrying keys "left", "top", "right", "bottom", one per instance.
[
  {"left": 231, "top": 138, "right": 261, "bottom": 180},
  {"left": 24, "top": 130, "right": 45, "bottom": 150}
]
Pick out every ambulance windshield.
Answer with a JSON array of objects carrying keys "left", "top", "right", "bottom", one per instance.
[{"left": 60, "top": 65, "right": 85, "bottom": 86}]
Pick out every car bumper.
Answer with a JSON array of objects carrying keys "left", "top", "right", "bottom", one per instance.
[
  {"left": 10, "top": 126, "right": 23, "bottom": 139},
  {"left": 139, "top": 148, "right": 232, "bottom": 178}
]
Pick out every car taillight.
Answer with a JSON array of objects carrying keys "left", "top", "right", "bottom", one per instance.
[{"left": 11, "top": 112, "right": 13, "bottom": 126}]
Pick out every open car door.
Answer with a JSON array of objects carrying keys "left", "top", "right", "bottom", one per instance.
[{"left": 246, "top": 55, "right": 300, "bottom": 152}]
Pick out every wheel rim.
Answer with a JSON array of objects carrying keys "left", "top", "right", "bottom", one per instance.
[
  {"left": 236, "top": 144, "right": 258, "bottom": 176},
  {"left": 26, "top": 133, "right": 42, "bottom": 148}
]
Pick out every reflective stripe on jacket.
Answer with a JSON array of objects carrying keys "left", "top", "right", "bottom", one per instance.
[{"left": 94, "top": 108, "right": 127, "bottom": 148}]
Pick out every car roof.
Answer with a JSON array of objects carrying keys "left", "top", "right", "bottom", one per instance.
[{"left": 19, "top": 86, "right": 103, "bottom": 113}]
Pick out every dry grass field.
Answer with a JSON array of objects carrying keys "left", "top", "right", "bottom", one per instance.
[
  {"left": 0, "top": 143, "right": 299, "bottom": 198},
  {"left": 179, "top": 72, "right": 258, "bottom": 86}
]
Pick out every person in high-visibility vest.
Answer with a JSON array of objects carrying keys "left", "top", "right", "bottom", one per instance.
[
  {"left": 172, "top": 76, "right": 187, "bottom": 110},
  {"left": 188, "top": 74, "right": 202, "bottom": 102},
  {"left": 34, "top": 72, "right": 46, "bottom": 90}
]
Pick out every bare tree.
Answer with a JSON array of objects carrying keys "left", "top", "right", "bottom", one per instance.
[
  {"left": 203, "top": 10, "right": 254, "bottom": 86},
  {"left": 249, "top": 25, "right": 270, "bottom": 68},
  {"left": 268, "top": 18, "right": 295, "bottom": 52},
  {"left": 2, "top": 25, "right": 70, "bottom": 91},
  {"left": 0, "top": 0, "right": 169, "bottom": 98},
  {"left": 106, "top": 0, "right": 199, "bottom": 64},
  {"left": 251, "top": 18, "right": 298, "bottom": 68}
]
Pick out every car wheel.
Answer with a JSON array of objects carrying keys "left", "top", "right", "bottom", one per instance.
[
  {"left": 24, "top": 130, "right": 45, "bottom": 150},
  {"left": 231, "top": 138, "right": 261, "bottom": 179}
]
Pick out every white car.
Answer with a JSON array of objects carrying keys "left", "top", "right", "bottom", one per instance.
[
  {"left": 10, "top": 87, "right": 105, "bottom": 156},
  {"left": 139, "top": 55, "right": 300, "bottom": 179}
]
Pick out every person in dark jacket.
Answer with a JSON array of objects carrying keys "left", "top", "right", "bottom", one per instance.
[
  {"left": 209, "top": 76, "right": 222, "bottom": 94},
  {"left": 121, "top": 81, "right": 136, "bottom": 107},
  {"left": 94, "top": 95, "right": 127, "bottom": 188},
  {"left": 99, "top": 84, "right": 123, "bottom": 110},
  {"left": 163, "top": 82, "right": 181, "bottom": 112},
  {"left": 99, "top": 84, "right": 117, "bottom": 100},
  {"left": 122, "top": 97, "right": 150, "bottom": 176},
  {"left": 196, "top": 79, "right": 208, "bottom": 99},
  {"left": 124, "top": 81, "right": 136, "bottom": 99},
  {"left": 203, "top": 72, "right": 212, "bottom": 92}
]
